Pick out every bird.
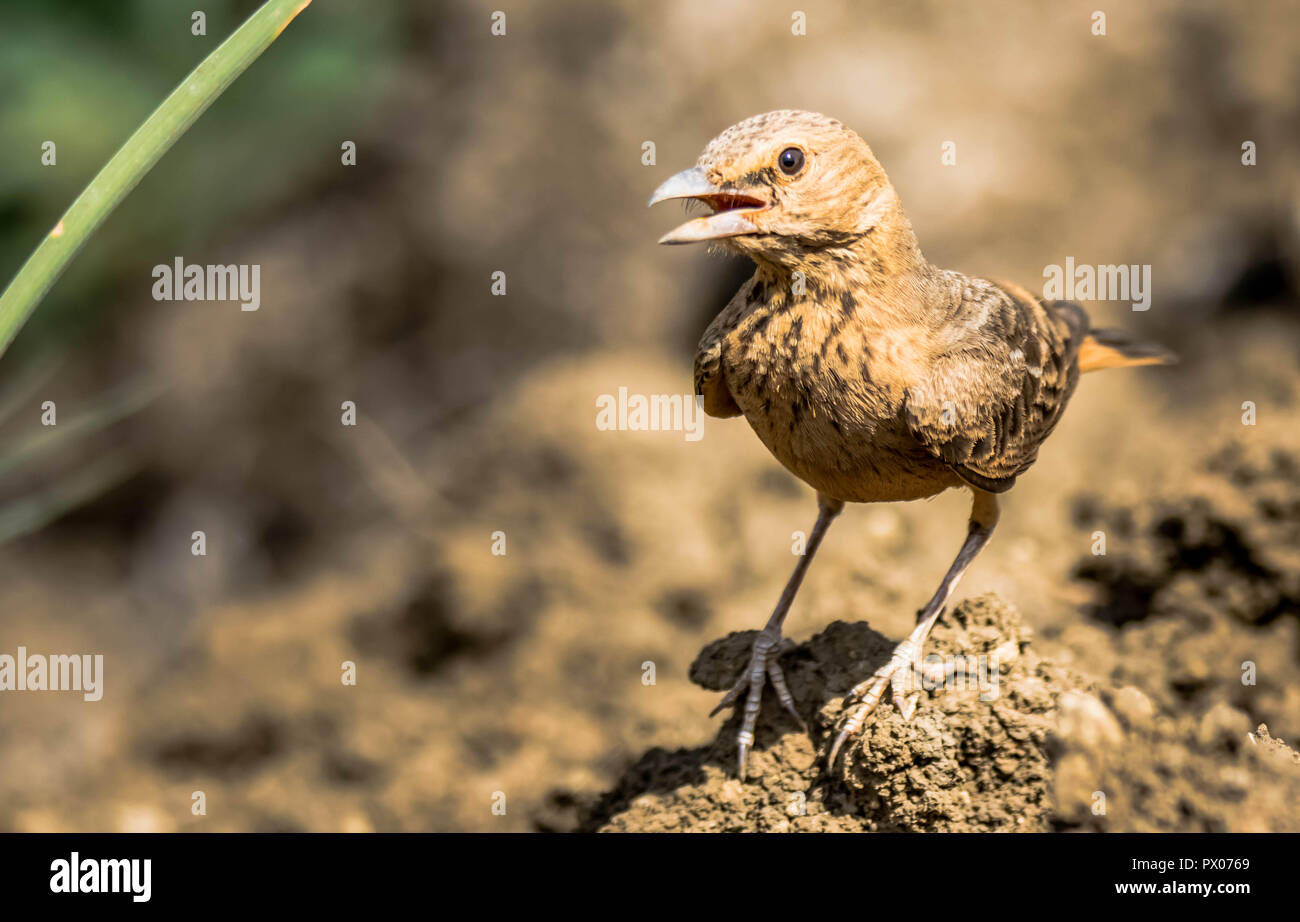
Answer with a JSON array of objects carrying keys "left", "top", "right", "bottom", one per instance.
[{"left": 648, "top": 110, "right": 1174, "bottom": 779}]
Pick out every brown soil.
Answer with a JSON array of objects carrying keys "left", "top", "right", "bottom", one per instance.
[
  {"left": 583, "top": 439, "right": 1300, "bottom": 833},
  {"left": 583, "top": 595, "right": 1073, "bottom": 831},
  {"left": 5, "top": 347, "right": 1300, "bottom": 833},
  {"left": 584, "top": 596, "right": 1300, "bottom": 833}
]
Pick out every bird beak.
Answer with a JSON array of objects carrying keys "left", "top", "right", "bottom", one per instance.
[{"left": 648, "top": 166, "right": 767, "bottom": 245}]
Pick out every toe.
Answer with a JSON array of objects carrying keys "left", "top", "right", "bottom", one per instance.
[{"left": 766, "top": 659, "right": 807, "bottom": 732}]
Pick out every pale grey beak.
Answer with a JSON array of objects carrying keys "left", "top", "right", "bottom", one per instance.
[
  {"left": 648, "top": 166, "right": 767, "bottom": 245},
  {"left": 647, "top": 166, "right": 715, "bottom": 207}
]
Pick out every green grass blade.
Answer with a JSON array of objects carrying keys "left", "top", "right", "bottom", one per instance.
[{"left": 0, "top": 0, "right": 312, "bottom": 360}]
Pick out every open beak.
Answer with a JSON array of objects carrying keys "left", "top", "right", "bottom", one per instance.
[{"left": 647, "top": 166, "right": 768, "bottom": 245}]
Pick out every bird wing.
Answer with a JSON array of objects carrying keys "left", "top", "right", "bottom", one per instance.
[
  {"left": 692, "top": 278, "right": 754, "bottom": 419},
  {"left": 903, "top": 278, "right": 1087, "bottom": 493}
]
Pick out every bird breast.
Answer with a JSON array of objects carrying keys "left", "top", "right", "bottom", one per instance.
[{"left": 719, "top": 286, "right": 959, "bottom": 503}]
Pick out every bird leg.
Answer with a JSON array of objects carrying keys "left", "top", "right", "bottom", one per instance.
[
  {"left": 712, "top": 495, "right": 843, "bottom": 778},
  {"left": 828, "top": 489, "right": 1000, "bottom": 768}
]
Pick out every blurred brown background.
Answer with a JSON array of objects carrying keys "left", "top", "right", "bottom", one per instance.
[{"left": 0, "top": 0, "right": 1297, "bottom": 831}]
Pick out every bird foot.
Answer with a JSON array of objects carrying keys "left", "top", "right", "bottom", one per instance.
[
  {"left": 710, "top": 628, "right": 807, "bottom": 779},
  {"left": 826, "top": 619, "right": 953, "bottom": 769}
]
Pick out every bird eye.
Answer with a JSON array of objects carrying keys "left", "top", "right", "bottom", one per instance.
[{"left": 778, "top": 147, "right": 805, "bottom": 175}]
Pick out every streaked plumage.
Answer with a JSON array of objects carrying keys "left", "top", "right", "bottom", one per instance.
[{"left": 651, "top": 110, "right": 1173, "bottom": 778}]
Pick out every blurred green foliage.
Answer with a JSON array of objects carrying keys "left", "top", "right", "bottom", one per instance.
[{"left": 0, "top": 0, "right": 401, "bottom": 354}]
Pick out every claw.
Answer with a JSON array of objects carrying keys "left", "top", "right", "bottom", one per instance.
[
  {"left": 827, "top": 694, "right": 873, "bottom": 768},
  {"left": 826, "top": 630, "right": 931, "bottom": 769},
  {"left": 709, "top": 677, "right": 744, "bottom": 717},
  {"left": 767, "top": 658, "right": 807, "bottom": 732},
  {"left": 827, "top": 727, "right": 850, "bottom": 770},
  {"left": 711, "top": 628, "right": 808, "bottom": 778}
]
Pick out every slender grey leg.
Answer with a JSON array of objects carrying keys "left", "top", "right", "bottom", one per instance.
[
  {"left": 828, "top": 489, "right": 1000, "bottom": 769},
  {"left": 711, "top": 495, "right": 843, "bottom": 778}
]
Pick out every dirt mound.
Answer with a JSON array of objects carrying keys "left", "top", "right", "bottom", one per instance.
[
  {"left": 584, "top": 586, "right": 1300, "bottom": 832},
  {"left": 583, "top": 595, "right": 1087, "bottom": 831},
  {"left": 581, "top": 439, "right": 1300, "bottom": 833}
]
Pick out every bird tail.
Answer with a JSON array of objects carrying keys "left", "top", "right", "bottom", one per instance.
[{"left": 1077, "top": 327, "right": 1178, "bottom": 373}]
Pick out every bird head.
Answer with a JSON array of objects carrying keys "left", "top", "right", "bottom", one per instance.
[{"left": 649, "top": 110, "right": 904, "bottom": 266}]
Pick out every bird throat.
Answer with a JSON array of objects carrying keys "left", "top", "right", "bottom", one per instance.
[{"left": 740, "top": 187, "right": 930, "bottom": 306}]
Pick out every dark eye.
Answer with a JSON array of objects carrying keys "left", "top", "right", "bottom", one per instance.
[{"left": 778, "top": 147, "right": 805, "bottom": 175}]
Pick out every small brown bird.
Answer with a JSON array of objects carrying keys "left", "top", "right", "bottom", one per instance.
[{"left": 649, "top": 110, "right": 1173, "bottom": 778}]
